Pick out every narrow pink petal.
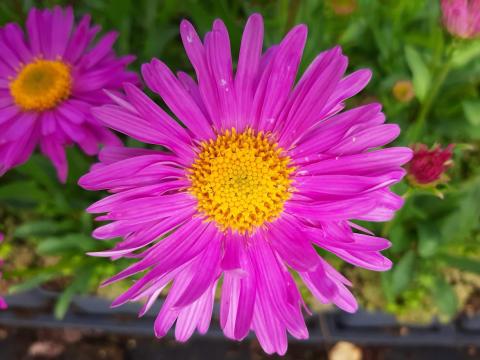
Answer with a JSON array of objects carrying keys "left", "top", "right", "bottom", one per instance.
[
  {"left": 295, "top": 171, "right": 405, "bottom": 198},
  {"left": 286, "top": 196, "right": 378, "bottom": 221},
  {"left": 235, "top": 13, "right": 264, "bottom": 131},
  {"left": 0, "top": 106, "right": 20, "bottom": 126},
  {"left": 252, "top": 25, "right": 307, "bottom": 131},
  {"left": 123, "top": 83, "right": 192, "bottom": 147},
  {"left": 173, "top": 233, "right": 221, "bottom": 307},
  {"left": 98, "top": 146, "right": 175, "bottom": 165},
  {"left": 102, "top": 219, "right": 213, "bottom": 287},
  {"left": 278, "top": 46, "right": 348, "bottom": 146},
  {"left": 40, "top": 137, "right": 68, "bottom": 182},
  {"left": 64, "top": 15, "right": 95, "bottom": 63},
  {"left": 175, "top": 281, "right": 216, "bottom": 341},
  {"left": 79, "top": 154, "right": 180, "bottom": 190},
  {"left": 299, "top": 147, "right": 413, "bottom": 176},
  {"left": 91, "top": 105, "right": 179, "bottom": 147},
  {"left": 290, "top": 103, "right": 382, "bottom": 158},
  {"left": 80, "top": 32, "right": 118, "bottom": 69},
  {"left": 328, "top": 124, "right": 400, "bottom": 156},
  {"left": 177, "top": 71, "right": 209, "bottom": 118},
  {"left": 142, "top": 59, "right": 214, "bottom": 140},
  {"left": 50, "top": 6, "right": 73, "bottom": 57},
  {"left": 180, "top": 20, "right": 221, "bottom": 129},
  {"left": 2, "top": 23, "right": 32, "bottom": 63},
  {"left": 205, "top": 20, "right": 236, "bottom": 130},
  {"left": 265, "top": 217, "right": 320, "bottom": 272}
]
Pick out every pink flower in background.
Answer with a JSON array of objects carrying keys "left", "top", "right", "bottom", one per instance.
[
  {"left": 0, "top": 233, "right": 6, "bottom": 310},
  {"left": 407, "top": 144, "right": 454, "bottom": 186},
  {"left": 79, "top": 14, "right": 411, "bottom": 355},
  {"left": 0, "top": 7, "right": 137, "bottom": 181},
  {"left": 441, "top": 0, "right": 480, "bottom": 38}
]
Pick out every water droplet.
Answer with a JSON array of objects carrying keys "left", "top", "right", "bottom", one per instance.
[
  {"left": 186, "top": 34, "right": 193, "bottom": 43},
  {"left": 352, "top": 136, "right": 356, "bottom": 143}
]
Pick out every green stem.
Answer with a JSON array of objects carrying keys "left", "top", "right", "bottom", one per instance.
[{"left": 407, "top": 43, "right": 458, "bottom": 143}]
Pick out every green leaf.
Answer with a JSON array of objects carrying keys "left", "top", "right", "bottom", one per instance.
[
  {"left": 8, "top": 273, "right": 56, "bottom": 294},
  {"left": 15, "top": 155, "right": 57, "bottom": 191},
  {"left": 433, "top": 277, "right": 458, "bottom": 317},
  {"left": 418, "top": 224, "right": 440, "bottom": 258},
  {"left": 405, "top": 46, "right": 431, "bottom": 102},
  {"left": 462, "top": 101, "right": 480, "bottom": 126},
  {"left": 54, "top": 267, "right": 93, "bottom": 319},
  {"left": 451, "top": 39, "right": 480, "bottom": 68},
  {"left": 389, "top": 224, "right": 410, "bottom": 254},
  {"left": 0, "top": 181, "right": 47, "bottom": 203},
  {"left": 37, "top": 234, "right": 95, "bottom": 255},
  {"left": 441, "top": 254, "right": 480, "bottom": 275},
  {"left": 14, "top": 220, "right": 74, "bottom": 238},
  {"left": 392, "top": 250, "right": 416, "bottom": 296},
  {"left": 441, "top": 176, "right": 480, "bottom": 243}
]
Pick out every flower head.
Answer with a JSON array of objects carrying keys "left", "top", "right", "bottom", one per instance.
[
  {"left": 441, "top": 0, "right": 480, "bottom": 39},
  {"left": 0, "top": 7, "right": 137, "bottom": 181},
  {"left": 79, "top": 14, "right": 412, "bottom": 355},
  {"left": 407, "top": 144, "right": 454, "bottom": 186}
]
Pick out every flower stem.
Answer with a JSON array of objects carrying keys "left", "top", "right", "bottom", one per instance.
[
  {"left": 406, "top": 41, "right": 458, "bottom": 143},
  {"left": 407, "top": 60, "right": 452, "bottom": 143}
]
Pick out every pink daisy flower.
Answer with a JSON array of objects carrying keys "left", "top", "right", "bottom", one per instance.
[
  {"left": 441, "top": 0, "right": 480, "bottom": 39},
  {"left": 0, "top": 6, "right": 137, "bottom": 181},
  {"left": 79, "top": 14, "right": 412, "bottom": 355}
]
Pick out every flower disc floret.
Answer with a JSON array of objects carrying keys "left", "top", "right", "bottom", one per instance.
[
  {"left": 189, "top": 128, "right": 294, "bottom": 233},
  {"left": 10, "top": 59, "right": 72, "bottom": 111}
]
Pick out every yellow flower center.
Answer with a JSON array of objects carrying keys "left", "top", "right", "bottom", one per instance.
[
  {"left": 9, "top": 59, "right": 72, "bottom": 111},
  {"left": 188, "top": 128, "right": 294, "bottom": 233}
]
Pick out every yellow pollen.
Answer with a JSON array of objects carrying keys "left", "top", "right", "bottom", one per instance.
[
  {"left": 188, "top": 128, "right": 295, "bottom": 233},
  {"left": 9, "top": 59, "right": 72, "bottom": 111}
]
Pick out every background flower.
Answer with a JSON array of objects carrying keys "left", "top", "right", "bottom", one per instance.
[
  {"left": 79, "top": 14, "right": 410, "bottom": 355},
  {"left": 441, "top": 0, "right": 480, "bottom": 38},
  {"left": 0, "top": 6, "right": 137, "bottom": 181}
]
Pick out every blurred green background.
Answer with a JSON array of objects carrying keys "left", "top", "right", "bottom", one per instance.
[{"left": 0, "top": 0, "right": 479, "bottom": 323}]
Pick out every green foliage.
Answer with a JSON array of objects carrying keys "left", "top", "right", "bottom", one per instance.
[{"left": 0, "top": 0, "right": 479, "bottom": 323}]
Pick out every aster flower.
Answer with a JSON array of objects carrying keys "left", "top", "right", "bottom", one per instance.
[
  {"left": 407, "top": 143, "right": 454, "bottom": 187},
  {"left": 0, "top": 232, "right": 6, "bottom": 310},
  {"left": 79, "top": 14, "right": 412, "bottom": 355},
  {"left": 0, "top": 6, "right": 137, "bottom": 181},
  {"left": 441, "top": 0, "right": 480, "bottom": 39}
]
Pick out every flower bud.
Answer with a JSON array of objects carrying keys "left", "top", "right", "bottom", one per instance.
[
  {"left": 407, "top": 144, "right": 454, "bottom": 186},
  {"left": 441, "top": 0, "right": 480, "bottom": 39},
  {"left": 393, "top": 80, "right": 415, "bottom": 103}
]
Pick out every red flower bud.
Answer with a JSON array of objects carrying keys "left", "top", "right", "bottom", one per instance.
[{"left": 407, "top": 144, "right": 454, "bottom": 186}]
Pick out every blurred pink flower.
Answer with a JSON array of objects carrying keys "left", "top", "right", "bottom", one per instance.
[
  {"left": 441, "top": 0, "right": 480, "bottom": 38},
  {"left": 79, "top": 14, "right": 411, "bottom": 355},
  {"left": 0, "top": 7, "right": 137, "bottom": 181},
  {"left": 407, "top": 144, "right": 454, "bottom": 186}
]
